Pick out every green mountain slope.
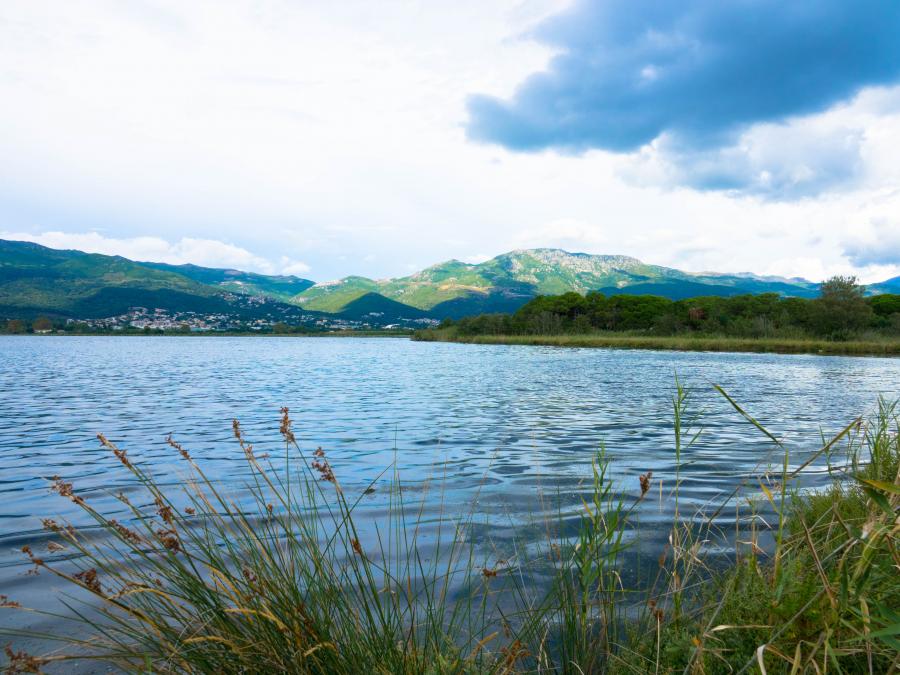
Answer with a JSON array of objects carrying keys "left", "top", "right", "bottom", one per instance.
[
  {"left": 5, "top": 240, "right": 894, "bottom": 325},
  {"left": 294, "top": 248, "right": 822, "bottom": 318},
  {"left": 870, "top": 276, "right": 900, "bottom": 295},
  {"left": 141, "top": 262, "right": 313, "bottom": 301},
  {"left": 337, "top": 292, "right": 433, "bottom": 322},
  {"left": 294, "top": 276, "right": 381, "bottom": 312},
  {"left": 0, "top": 240, "right": 219, "bottom": 317},
  {"left": 67, "top": 287, "right": 243, "bottom": 318},
  {"left": 0, "top": 239, "right": 321, "bottom": 323}
]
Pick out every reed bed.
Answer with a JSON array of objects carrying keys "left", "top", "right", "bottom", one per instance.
[
  {"left": 412, "top": 330, "right": 900, "bottom": 357},
  {"left": 2, "top": 390, "right": 898, "bottom": 674}
]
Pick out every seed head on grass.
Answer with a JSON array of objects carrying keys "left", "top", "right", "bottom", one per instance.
[
  {"left": 155, "top": 498, "right": 174, "bottom": 525},
  {"left": 166, "top": 434, "right": 191, "bottom": 461},
  {"left": 657, "top": 548, "right": 668, "bottom": 568},
  {"left": 241, "top": 567, "right": 258, "bottom": 587},
  {"left": 41, "top": 518, "right": 75, "bottom": 539},
  {"left": 49, "top": 476, "right": 83, "bottom": 505},
  {"left": 500, "top": 639, "right": 529, "bottom": 669},
  {"left": 639, "top": 470, "right": 653, "bottom": 498},
  {"left": 3, "top": 645, "right": 47, "bottom": 674},
  {"left": 155, "top": 528, "right": 180, "bottom": 554},
  {"left": 108, "top": 519, "right": 144, "bottom": 546},
  {"left": 98, "top": 433, "right": 130, "bottom": 468},
  {"left": 40, "top": 519, "right": 59, "bottom": 532},
  {"left": 311, "top": 447, "right": 336, "bottom": 483},
  {"left": 73, "top": 568, "right": 102, "bottom": 594},
  {"left": 232, "top": 419, "right": 255, "bottom": 460},
  {"left": 20, "top": 546, "right": 42, "bottom": 576},
  {"left": 279, "top": 406, "right": 296, "bottom": 444}
]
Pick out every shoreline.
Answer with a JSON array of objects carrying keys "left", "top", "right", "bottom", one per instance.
[
  {"left": 7, "top": 331, "right": 900, "bottom": 356},
  {"left": 412, "top": 331, "right": 900, "bottom": 357},
  {"left": 0, "top": 330, "right": 413, "bottom": 338}
]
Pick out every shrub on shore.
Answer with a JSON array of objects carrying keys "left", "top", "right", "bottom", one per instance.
[
  {"left": 421, "top": 279, "right": 900, "bottom": 344},
  {"left": 2, "top": 391, "right": 898, "bottom": 673}
]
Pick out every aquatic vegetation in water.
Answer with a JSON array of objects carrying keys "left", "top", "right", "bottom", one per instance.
[{"left": 1, "top": 391, "right": 898, "bottom": 673}]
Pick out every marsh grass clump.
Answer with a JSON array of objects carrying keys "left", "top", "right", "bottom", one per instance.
[
  {"left": 1, "top": 393, "right": 899, "bottom": 674},
  {"left": 632, "top": 397, "right": 900, "bottom": 674},
  {"left": 1, "top": 410, "right": 525, "bottom": 674},
  {"left": 412, "top": 330, "right": 900, "bottom": 357}
]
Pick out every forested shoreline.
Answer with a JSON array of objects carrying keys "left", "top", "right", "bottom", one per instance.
[{"left": 422, "top": 277, "right": 900, "bottom": 342}]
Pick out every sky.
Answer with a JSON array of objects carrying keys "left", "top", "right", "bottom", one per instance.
[{"left": 1, "top": 0, "right": 899, "bottom": 283}]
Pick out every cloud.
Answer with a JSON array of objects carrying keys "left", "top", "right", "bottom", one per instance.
[
  {"left": 467, "top": 0, "right": 900, "bottom": 195},
  {"left": 620, "top": 119, "right": 865, "bottom": 199},
  {"left": 0, "top": 231, "right": 310, "bottom": 276},
  {"left": 1, "top": 2, "right": 898, "bottom": 282},
  {"left": 279, "top": 258, "right": 312, "bottom": 276},
  {"left": 512, "top": 218, "right": 606, "bottom": 251},
  {"left": 760, "top": 257, "right": 843, "bottom": 284},
  {"left": 842, "top": 218, "right": 900, "bottom": 267}
]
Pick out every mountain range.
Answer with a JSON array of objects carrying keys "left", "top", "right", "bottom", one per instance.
[
  {"left": 2, "top": 239, "right": 898, "bottom": 325},
  {"left": 294, "top": 249, "right": 833, "bottom": 318}
]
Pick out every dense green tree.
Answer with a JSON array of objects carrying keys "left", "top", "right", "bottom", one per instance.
[
  {"left": 870, "top": 294, "right": 900, "bottom": 317},
  {"left": 444, "top": 287, "right": 900, "bottom": 340},
  {"left": 810, "top": 276, "right": 873, "bottom": 338},
  {"left": 606, "top": 295, "right": 672, "bottom": 330}
]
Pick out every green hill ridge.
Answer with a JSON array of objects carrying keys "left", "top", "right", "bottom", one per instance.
[
  {"left": 293, "top": 248, "right": 823, "bottom": 317},
  {"left": 141, "top": 262, "right": 314, "bottom": 301},
  {"left": 4, "top": 239, "right": 896, "bottom": 323},
  {"left": 0, "top": 240, "right": 316, "bottom": 322},
  {"left": 337, "top": 292, "right": 432, "bottom": 322}
]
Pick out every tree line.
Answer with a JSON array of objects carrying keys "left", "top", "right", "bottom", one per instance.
[{"left": 438, "top": 277, "right": 900, "bottom": 340}]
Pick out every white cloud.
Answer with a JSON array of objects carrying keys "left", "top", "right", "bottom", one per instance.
[
  {"left": 616, "top": 86, "right": 900, "bottom": 199},
  {"left": 842, "top": 217, "right": 900, "bottom": 268},
  {"left": 0, "top": 2, "right": 898, "bottom": 283},
  {"left": 279, "top": 258, "right": 312, "bottom": 276},
  {"left": 512, "top": 218, "right": 607, "bottom": 252},
  {"left": 760, "top": 257, "right": 849, "bottom": 284},
  {"left": 623, "top": 85, "right": 900, "bottom": 203},
  {"left": 0, "top": 230, "right": 289, "bottom": 274}
]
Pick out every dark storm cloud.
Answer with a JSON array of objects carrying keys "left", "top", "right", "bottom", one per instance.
[{"left": 466, "top": 0, "right": 900, "bottom": 196}]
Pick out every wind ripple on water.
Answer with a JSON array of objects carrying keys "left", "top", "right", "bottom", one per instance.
[{"left": 1, "top": 336, "right": 898, "bottom": 608}]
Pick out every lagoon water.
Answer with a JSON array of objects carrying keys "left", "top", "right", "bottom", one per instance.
[{"left": 1, "top": 336, "right": 899, "bottom": 635}]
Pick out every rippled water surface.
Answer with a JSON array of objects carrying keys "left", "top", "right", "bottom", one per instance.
[{"left": 1, "top": 336, "right": 899, "bottom": 633}]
